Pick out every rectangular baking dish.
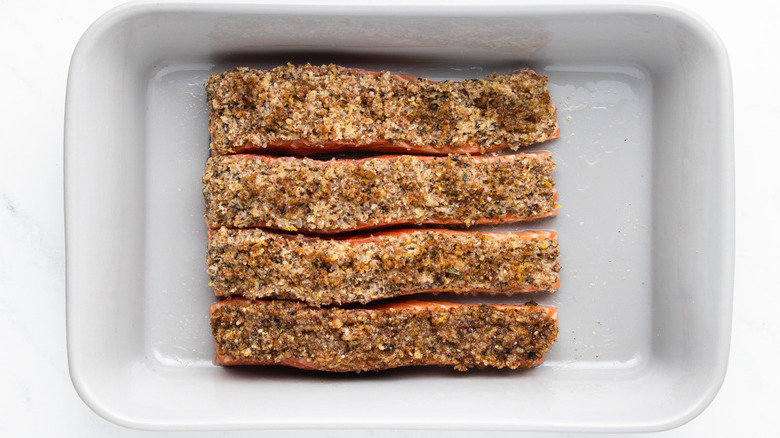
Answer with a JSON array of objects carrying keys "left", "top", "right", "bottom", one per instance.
[{"left": 64, "top": 1, "right": 734, "bottom": 432}]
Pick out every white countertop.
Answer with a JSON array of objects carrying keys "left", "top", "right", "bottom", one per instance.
[{"left": 1, "top": 0, "right": 776, "bottom": 436}]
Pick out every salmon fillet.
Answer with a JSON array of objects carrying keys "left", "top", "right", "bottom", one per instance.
[
  {"left": 210, "top": 298, "right": 558, "bottom": 372},
  {"left": 207, "top": 228, "right": 560, "bottom": 305},
  {"left": 202, "top": 153, "right": 557, "bottom": 233},
  {"left": 205, "top": 64, "right": 559, "bottom": 156}
]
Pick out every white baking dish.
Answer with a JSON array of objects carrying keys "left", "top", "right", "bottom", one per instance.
[{"left": 65, "top": 1, "right": 734, "bottom": 432}]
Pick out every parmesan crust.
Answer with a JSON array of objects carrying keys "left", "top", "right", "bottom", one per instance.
[
  {"left": 206, "top": 64, "right": 558, "bottom": 155},
  {"left": 202, "top": 153, "right": 557, "bottom": 232},
  {"left": 207, "top": 228, "right": 560, "bottom": 305},
  {"left": 210, "top": 299, "right": 558, "bottom": 372}
]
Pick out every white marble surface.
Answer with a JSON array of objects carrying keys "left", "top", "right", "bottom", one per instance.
[{"left": 1, "top": 0, "right": 777, "bottom": 436}]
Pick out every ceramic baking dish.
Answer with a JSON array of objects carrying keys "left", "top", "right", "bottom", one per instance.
[{"left": 64, "top": 1, "right": 734, "bottom": 431}]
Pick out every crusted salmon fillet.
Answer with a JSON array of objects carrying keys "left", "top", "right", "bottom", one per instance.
[
  {"left": 210, "top": 298, "right": 558, "bottom": 372},
  {"left": 207, "top": 228, "right": 560, "bottom": 305},
  {"left": 202, "top": 153, "right": 557, "bottom": 233},
  {"left": 206, "top": 64, "right": 559, "bottom": 155}
]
